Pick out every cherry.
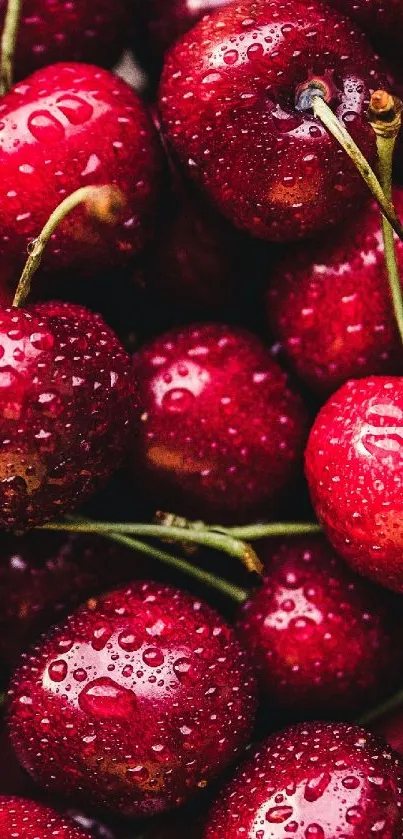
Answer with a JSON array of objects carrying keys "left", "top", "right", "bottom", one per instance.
[
  {"left": 0, "top": 531, "right": 145, "bottom": 671},
  {"left": 0, "top": 0, "right": 128, "bottom": 80},
  {"left": 130, "top": 323, "right": 308, "bottom": 523},
  {"left": 326, "top": 0, "right": 403, "bottom": 60},
  {"left": 203, "top": 722, "right": 403, "bottom": 838},
  {"left": 305, "top": 376, "right": 403, "bottom": 592},
  {"left": 8, "top": 580, "right": 257, "bottom": 817},
  {"left": 0, "top": 63, "right": 162, "bottom": 295},
  {"left": 158, "top": 0, "right": 384, "bottom": 242},
  {"left": 130, "top": 0, "right": 232, "bottom": 78},
  {"left": 236, "top": 535, "right": 403, "bottom": 718},
  {"left": 0, "top": 301, "right": 133, "bottom": 531},
  {"left": 266, "top": 191, "right": 403, "bottom": 396},
  {"left": 0, "top": 796, "right": 91, "bottom": 838}
]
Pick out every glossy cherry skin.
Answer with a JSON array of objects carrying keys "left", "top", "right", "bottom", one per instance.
[
  {"left": 130, "top": 323, "right": 308, "bottom": 523},
  {"left": 327, "top": 0, "right": 403, "bottom": 58},
  {"left": 8, "top": 580, "right": 257, "bottom": 817},
  {"left": 159, "top": 0, "right": 383, "bottom": 242},
  {"left": 236, "top": 535, "right": 403, "bottom": 718},
  {"left": 0, "top": 797, "right": 91, "bottom": 838},
  {"left": 0, "top": 301, "right": 133, "bottom": 531},
  {"left": 203, "top": 722, "right": 403, "bottom": 838},
  {"left": 0, "top": 532, "right": 146, "bottom": 671},
  {"left": 0, "top": 0, "right": 128, "bottom": 80},
  {"left": 266, "top": 191, "right": 403, "bottom": 397},
  {"left": 0, "top": 63, "right": 162, "bottom": 296},
  {"left": 305, "top": 376, "right": 403, "bottom": 592}
]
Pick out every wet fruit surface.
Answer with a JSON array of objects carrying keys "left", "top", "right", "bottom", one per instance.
[
  {"left": 0, "top": 302, "right": 133, "bottom": 530},
  {"left": 130, "top": 323, "right": 308, "bottom": 523},
  {"left": 305, "top": 377, "right": 403, "bottom": 592},
  {"left": 159, "top": 0, "right": 383, "bottom": 241},
  {"left": 0, "top": 795, "right": 91, "bottom": 837},
  {"left": 267, "top": 192, "right": 403, "bottom": 396},
  {"left": 0, "top": 0, "right": 128, "bottom": 79},
  {"left": 203, "top": 722, "right": 403, "bottom": 838},
  {"left": 236, "top": 535, "right": 403, "bottom": 717},
  {"left": 0, "top": 62, "right": 162, "bottom": 295},
  {"left": 8, "top": 581, "right": 257, "bottom": 817}
]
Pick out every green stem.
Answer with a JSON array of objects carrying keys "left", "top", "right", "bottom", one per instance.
[
  {"left": 220, "top": 521, "right": 322, "bottom": 540},
  {"left": 0, "top": 0, "right": 22, "bottom": 96},
  {"left": 368, "top": 92, "right": 403, "bottom": 345},
  {"left": 13, "top": 185, "right": 124, "bottom": 308},
  {"left": 359, "top": 686, "right": 403, "bottom": 726},
  {"left": 105, "top": 532, "right": 248, "bottom": 604},
  {"left": 312, "top": 96, "right": 403, "bottom": 243},
  {"left": 39, "top": 519, "right": 262, "bottom": 574}
]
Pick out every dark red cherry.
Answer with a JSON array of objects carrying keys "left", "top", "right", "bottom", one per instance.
[
  {"left": 159, "top": 0, "right": 384, "bottom": 241},
  {"left": 0, "top": 0, "right": 128, "bottom": 80},
  {"left": 8, "top": 581, "right": 257, "bottom": 817},
  {"left": 0, "top": 301, "right": 133, "bottom": 531},
  {"left": 0, "top": 796, "right": 91, "bottom": 838},
  {"left": 266, "top": 191, "right": 403, "bottom": 396},
  {"left": 0, "top": 63, "right": 162, "bottom": 296},
  {"left": 203, "top": 722, "right": 403, "bottom": 838},
  {"left": 130, "top": 323, "right": 308, "bottom": 523},
  {"left": 236, "top": 535, "right": 403, "bottom": 718},
  {"left": 0, "top": 531, "right": 146, "bottom": 670},
  {"left": 305, "top": 376, "right": 403, "bottom": 592},
  {"left": 327, "top": 0, "right": 403, "bottom": 59},
  {"left": 130, "top": 0, "right": 232, "bottom": 78}
]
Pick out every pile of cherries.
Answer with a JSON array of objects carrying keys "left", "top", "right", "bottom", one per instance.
[{"left": 2, "top": 0, "right": 403, "bottom": 837}]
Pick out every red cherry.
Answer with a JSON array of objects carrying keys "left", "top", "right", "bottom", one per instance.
[
  {"left": 203, "top": 722, "right": 403, "bottom": 838},
  {"left": 305, "top": 377, "right": 403, "bottom": 592},
  {"left": 0, "top": 0, "right": 128, "bottom": 79},
  {"left": 159, "top": 0, "right": 384, "bottom": 242},
  {"left": 130, "top": 323, "right": 308, "bottom": 523},
  {"left": 0, "top": 532, "right": 145, "bottom": 670},
  {"left": 236, "top": 535, "right": 403, "bottom": 717},
  {"left": 0, "top": 63, "right": 162, "bottom": 295},
  {"left": 0, "top": 796, "right": 90, "bottom": 838},
  {"left": 8, "top": 580, "right": 257, "bottom": 817},
  {"left": 266, "top": 192, "right": 403, "bottom": 396},
  {"left": 131, "top": 0, "right": 232, "bottom": 76},
  {"left": 0, "top": 301, "right": 133, "bottom": 530},
  {"left": 327, "top": 0, "right": 403, "bottom": 59}
]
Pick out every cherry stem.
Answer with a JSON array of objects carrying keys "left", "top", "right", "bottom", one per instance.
[
  {"left": 312, "top": 95, "right": 403, "bottom": 243},
  {"left": 358, "top": 686, "right": 403, "bottom": 726},
  {"left": 216, "top": 522, "right": 322, "bottom": 540},
  {"left": 0, "top": 0, "right": 21, "bottom": 96},
  {"left": 104, "top": 531, "right": 248, "bottom": 604},
  {"left": 12, "top": 184, "right": 125, "bottom": 308},
  {"left": 39, "top": 518, "right": 264, "bottom": 575},
  {"left": 368, "top": 91, "right": 403, "bottom": 345}
]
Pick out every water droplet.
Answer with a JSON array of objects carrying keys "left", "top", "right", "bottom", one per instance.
[
  {"left": 304, "top": 773, "right": 331, "bottom": 802},
  {"left": 30, "top": 331, "right": 54, "bottom": 351},
  {"left": 173, "top": 657, "right": 195, "bottom": 684},
  {"left": 161, "top": 388, "right": 195, "bottom": 413},
  {"left": 142, "top": 648, "right": 164, "bottom": 667},
  {"left": 118, "top": 630, "right": 142, "bottom": 652},
  {"left": 56, "top": 94, "right": 94, "bottom": 125},
  {"left": 48, "top": 659, "right": 68, "bottom": 682},
  {"left": 342, "top": 775, "right": 360, "bottom": 790},
  {"left": 73, "top": 668, "right": 87, "bottom": 682},
  {"left": 305, "top": 826, "right": 324, "bottom": 839},
  {"left": 346, "top": 806, "right": 364, "bottom": 825},
  {"left": 79, "top": 678, "right": 137, "bottom": 720},
  {"left": 266, "top": 805, "right": 293, "bottom": 823},
  {"left": 223, "top": 49, "right": 238, "bottom": 65},
  {"left": 91, "top": 625, "right": 112, "bottom": 651}
]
